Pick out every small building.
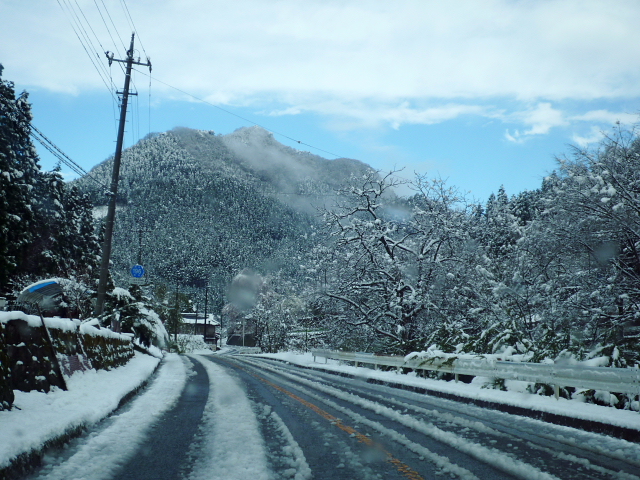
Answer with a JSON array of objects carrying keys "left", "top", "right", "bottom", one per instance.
[{"left": 180, "top": 313, "right": 220, "bottom": 344}]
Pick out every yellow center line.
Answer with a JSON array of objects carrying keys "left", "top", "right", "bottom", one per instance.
[{"left": 224, "top": 358, "right": 424, "bottom": 480}]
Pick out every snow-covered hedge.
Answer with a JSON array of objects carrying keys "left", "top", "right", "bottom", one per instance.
[{"left": 171, "top": 334, "right": 214, "bottom": 354}]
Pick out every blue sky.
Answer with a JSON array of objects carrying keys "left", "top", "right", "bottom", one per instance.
[{"left": 2, "top": 0, "right": 640, "bottom": 202}]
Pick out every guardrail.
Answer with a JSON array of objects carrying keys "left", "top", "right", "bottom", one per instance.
[{"left": 311, "top": 349, "right": 640, "bottom": 399}]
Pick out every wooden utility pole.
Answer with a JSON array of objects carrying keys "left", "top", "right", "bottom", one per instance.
[
  {"left": 94, "top": 33, "right": 151, "bottom": 317},
  {"left": 203, "top": 283, "right": 208, "bottom": 340},
  {"left": 137, "top": 228, "right": 151, "bottom": 265}
]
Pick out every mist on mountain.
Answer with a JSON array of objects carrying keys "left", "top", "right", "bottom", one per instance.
[{"left": 74, "top": 126, "right": 374, "bottom": 310}]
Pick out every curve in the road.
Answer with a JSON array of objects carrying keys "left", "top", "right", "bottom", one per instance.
[{"left": 232, "top": 355, "right": 640, "bottom": 480}]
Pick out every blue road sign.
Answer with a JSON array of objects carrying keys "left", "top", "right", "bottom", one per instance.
[{"left": 131, "top": 264, "right": 145, "bottom": 278}]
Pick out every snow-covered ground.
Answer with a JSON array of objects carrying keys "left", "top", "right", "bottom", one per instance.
[
  {"left": 186, "top": 356, "right": 272, "bottom": 480},
  {"left": 26, "top": 354, "right": 187, "bottom": 480},
  {"left": 3, "top": 347, "right": 640, "bottom": 478},
  {"left": 255, "top": 351, "right": 640, "bottom": 433},
  {"left": 0, "top": 352, "right": 161, "bottom": 472}
]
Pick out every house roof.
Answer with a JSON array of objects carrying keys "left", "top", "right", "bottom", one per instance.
[{"left": 180, "top": 312, "right": 220, "bottom": 326}]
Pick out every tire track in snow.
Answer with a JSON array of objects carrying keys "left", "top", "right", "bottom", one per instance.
[
  {"left": 278, "top": 365, "right": 638, "bottom": 480},
  {"left": 236, "top": 357, "right": 560, "bottom": 480},
  {"left": 188, "top": 356, "right": 272, "bottom": 480},
  {"left": 214, "top": 355, "right": 396, "bottom": 480},
  {"left": 255, "top": 404, "right": 312, "bottom": 480},
  {"left": 232, "top": 357, "right": 479, "bottom": 480},
  {"left": 30, "top": 354, "right": 188, "bottom": 480},
  {"left": 246, "top": 358, "right": 640, "bottom": 480}
]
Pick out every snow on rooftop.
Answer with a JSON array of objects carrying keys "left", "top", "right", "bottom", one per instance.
[{"left": 180, "top": 313, "right": 220, "bottom": 325}]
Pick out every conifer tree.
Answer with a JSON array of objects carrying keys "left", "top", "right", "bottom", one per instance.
[{"left": 0, "top": 64, "right": 40, "bottom": 286}]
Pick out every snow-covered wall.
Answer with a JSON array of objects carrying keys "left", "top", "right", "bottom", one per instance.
[{"left": 0, "top": 312, "right": 135, "bottom": 410}]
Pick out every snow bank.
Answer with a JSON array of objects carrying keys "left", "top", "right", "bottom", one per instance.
[
  {"left": 24, "top": 354, "right": 187, "bottom": 480},
  {"left": 0, "top": 352, "right": 160, "bottom": 471},
  {"left": 172, "top": 334, "right": 214, "bottom": 354},
  {"left": 255, "top": 352, "right": 640, "bottom": 433},
  {"left": 0, "top": 312, "right": 132, "bottom": 341}
]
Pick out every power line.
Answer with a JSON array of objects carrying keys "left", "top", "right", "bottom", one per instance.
[
  {"left": 119, "top": 0, "right": 148, "bottom": 59},
  {"left": 70, "top": 0, "right": 114, "bottom": 85},
  {"left": 92, "top": 0, "right": 119, "bottom": 51},
  {"left": 60, "top": 0, "right": 339, "bottom": 164},
  {"left": 0, "top": 94, "right": 106, "bottom": 188},
  {"left": 29, "top": 124, "right": 106, "bottom": 188},
  {"left": 132, "top": 68, "right": 344, "bottom": 159},
  {"left": 61, "top": 0, "right": 113, "bottom": 86},
  {"left": 56, "top": 0, "right": 117, "bottom": 102},
  {"left": 98, "top": 0, "right": 127, "bottom": 52}
]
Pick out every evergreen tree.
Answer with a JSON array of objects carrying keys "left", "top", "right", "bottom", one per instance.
[
  {"left": 0, "top": 65, "right": 40, "bottom": 286},
  {"left": 1, "top": 67, "right": 102, "bottom": 294}
]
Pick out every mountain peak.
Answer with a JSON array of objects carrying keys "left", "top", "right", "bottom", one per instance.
[{"left": 224, "top": 126, "right": 275, "bottom": 145}]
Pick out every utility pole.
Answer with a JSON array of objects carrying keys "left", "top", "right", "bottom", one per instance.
[
  {"left": 174, "top": 283, "right": 180, "bottom": 342},
  {"left": 137, "top": 228, "right": 151, "bottom": 265},
  {"left": 94, "top": 33, "right": 151, "bottom": 317},
  {"left": 203, "top": 283, "right": 208, "bottom": 342}
]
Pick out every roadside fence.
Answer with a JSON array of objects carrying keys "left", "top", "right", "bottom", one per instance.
[{"left": 311, "top": 349, "right": 640, "bottom": 399}]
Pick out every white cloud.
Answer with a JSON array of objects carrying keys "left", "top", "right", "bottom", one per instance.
[
  {"left": 570, "top": 110, "right": 638, "bottom": 125},
  {"left": 504, "top": 129, "right": 523, "bottom": 144},
  {"left": 4, "top": 0, "right": 640, "bottom": 100},
  {"left": 265, "top": 100, "right": 492, "bottom": 129},
  {"left": 520, "top": 103, "right": 568, "bottom": 136},
  {"left": 503, "top": 103, "right": 568, "bottom": 142},
  {"left": 383, "top": 103, "right": 490, "bottom": 129},
  {"left": 571, "top": 126, "right": 605, "bottom": 147},
  {"left": 2, "top": 0, "right": 639, "bottom": 136}
]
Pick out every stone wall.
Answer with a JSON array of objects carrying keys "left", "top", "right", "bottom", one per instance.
[{"left": 0, "top": 312, "right": 135, "bottom": 410}]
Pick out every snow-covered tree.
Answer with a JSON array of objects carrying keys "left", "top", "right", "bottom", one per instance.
[
  {"left": 318, "top": 171, "right": 480, "bottom": 354},
  {"left": 542, "top": 124, "right": 640, "bottom": 366},
  {"left": 0, "top": 67, "right": 101, "bottom": 292},
  {"left": 99, "top": 285, "right": 169, "bottom": 348},
  {"left": 0, "top": 65, "right": 40, "bottom": 286}
]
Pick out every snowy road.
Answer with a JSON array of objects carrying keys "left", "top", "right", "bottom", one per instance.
[{"left": 26, "top": 354, "right": 640, "bottom": 480}]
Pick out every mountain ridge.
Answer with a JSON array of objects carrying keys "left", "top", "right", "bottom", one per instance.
[{"left": 74, "top": 126, "right": 375, "bottom": 309}]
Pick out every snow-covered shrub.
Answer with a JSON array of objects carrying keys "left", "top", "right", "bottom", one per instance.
[
  {"left": 100, "top": 287, "right": 169, "bottom": 349},
  {"left": 171, "top": 334, "right": 213, "bottom": 354}
]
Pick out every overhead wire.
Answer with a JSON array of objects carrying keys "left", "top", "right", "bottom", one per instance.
[
  {"left": 93, "top": 0, "right": 133, "bottom": 86},
  {"left": 30, "top": 130, "right": 108, "bottom": 189},
  {"left": 113, "top": 0, "right": 152, "bottom": 138},
  {"left": 98, "top": 0, "right": 127, "bottom": 52},
  {"left": 132, "top": 68, "right": 343, "bottom": 159},
  {"left": 28, "top": 125, "right": 106, "bottom": 189},
  {"left": 92, "top": 0, "right": 120, "bottom": 51},
  {"left": 55, "top": 0, "right": 116, "bottom": 102},
  {"left": 0, "top": 94, "right": 106, "bottom": 188},
  {"left": 50, "top": 0, "right": 153, "bottom": 188},
  {"left": 56, "top": 0, "right": 123, "bottom": 138},
  {"left": 60, "top": 0, "right": 344, "bottom": 178},
  {"left": 70, "top": 0, "right": 114, "bottom": 88},
  {"left": 119, "top": 0, "right": 148, "bottom": 59},
  {"left": 147, "top": 69, "right": 152, "bottom": 137}
]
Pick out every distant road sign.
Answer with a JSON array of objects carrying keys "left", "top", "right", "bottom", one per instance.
[
  {"left": 131, "top": 264, "right": 145, "bottom": 278},
  {"left": 130, "top": 277, "right": 146, "bottom": 285}
]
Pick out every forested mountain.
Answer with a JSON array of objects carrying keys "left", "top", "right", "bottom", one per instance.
[
  {"left": 4, "top": 60, "right": 639, "bottom": 409},
  {"left": 74, "top": 125, "right": 374, "bottom": 311}
]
